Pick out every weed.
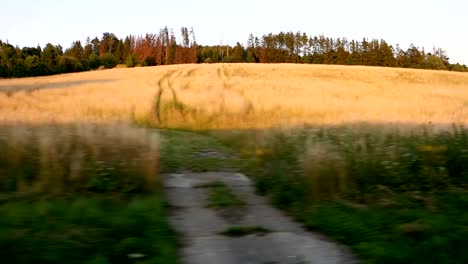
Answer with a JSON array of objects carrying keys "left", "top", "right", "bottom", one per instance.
[
  {"left": 159, "top": 129, "right": 243, "bottom": 173},
  {"left": 206, "top": 182, "right": 245, "bottom": 208}
]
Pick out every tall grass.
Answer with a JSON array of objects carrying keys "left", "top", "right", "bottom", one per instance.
[
  {"left": 0, "top": 123, "right": 176, "bottom": 264},
  {"left": 0, "top": 123, "right": 160, "bottom": 196},
  {"left": 248, "top": 124, "right": 468, "bottom": 201},
  {"left": 216, "top": 124, "right": 468, "bottom": 263}
]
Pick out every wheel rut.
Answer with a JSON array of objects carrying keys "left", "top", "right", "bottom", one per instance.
[{"left": 215, "top": 65, "right": 254, "bottom": 115}]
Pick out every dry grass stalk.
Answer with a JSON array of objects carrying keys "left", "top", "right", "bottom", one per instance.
[{"left": 0, "top": 123, "right": 160, "bottom": 194}]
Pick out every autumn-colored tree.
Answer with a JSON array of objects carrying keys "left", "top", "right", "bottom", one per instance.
[
  {"left": 188, "top": 27, "right": 198, "bottom": 63},
  {"left": 1, "top": 28, "right": 465, "bottom": 78},
  {"left": 134, "top": 34, "right": 157, "bottom": 65}
]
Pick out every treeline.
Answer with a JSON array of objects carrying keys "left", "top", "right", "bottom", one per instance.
[
  {"left": 1, "top": 28, "right": 467, "bottom": 78},
  {"left": 0, "top": 27, "right": 197, "bottom": 78},
  {"left": 198, "top": 33, "right": 468, "bottom": 71}
]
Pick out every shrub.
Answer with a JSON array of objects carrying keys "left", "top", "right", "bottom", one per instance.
[
  {"left": 143, "top": 56, "right": 157, "bottom": 66},
  {"left": 57, "top": 55, "right": 82, "bottom": 73},
  {"left": 88, "top": 53, "right": 101, "bottom": 69},
  {"left": 125, "top": 54, "right": 137, "bottom": 68},
  {"left": 423, "top": 55, "right": 447, "bottom": 70},
  {"left": 101, "top": 53, "right": 118, "bottom": 69}
]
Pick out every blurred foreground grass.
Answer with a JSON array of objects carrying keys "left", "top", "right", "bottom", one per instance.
[
  {"left": 0, "top": 196, "right": 177, "bottom": 264},
  {"left": 0, "top": 123, "right": 177, "bottom": 264}
]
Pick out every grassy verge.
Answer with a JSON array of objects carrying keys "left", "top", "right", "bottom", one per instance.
[
  {"left": 0, "top": 196, "right": 177, "bottom": 264},
  {"left": 207, "top": 124, "right": 468, "bottom": 264},
  {"left": 295, "top": 192, "right": 468, "bottom": 264},
  {"left": 204, "top": 181, "right": 245, "bottom": 208},
  {"left": 0, "top": 124, "right": 178, "bottom": 264}
]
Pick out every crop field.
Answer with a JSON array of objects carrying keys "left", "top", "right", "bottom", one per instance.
[
  {"left": 1, "top": 64, "right": 467, "bottom": 126},
  {"left": 1, "top": 64, "right": 468, "bottom": 263},
  {"left": 152, "top": 64, "right": 468, "bottom": 129}
]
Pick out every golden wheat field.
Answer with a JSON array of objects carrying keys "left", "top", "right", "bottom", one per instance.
[{"left": 0, "top": 64, "right": 467, "bottom": 127}]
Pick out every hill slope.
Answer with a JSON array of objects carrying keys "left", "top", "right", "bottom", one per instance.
[{"left": 1, "top": 64, "right": 467, "bottom": 127}]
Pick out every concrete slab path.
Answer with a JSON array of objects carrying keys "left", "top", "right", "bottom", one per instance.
[{"left": 163, "top": 172, "right": 359, "bottom": 264}]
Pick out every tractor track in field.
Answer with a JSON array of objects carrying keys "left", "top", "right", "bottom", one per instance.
[
  {"left": 151, "top": 69, "right": 184, "bottom": 123},
  {"left": 218, "top": 65, "right": 254, "bottom": 114},
  {"left": 151, "top": 65, "right": 255, "bottom": 124}
]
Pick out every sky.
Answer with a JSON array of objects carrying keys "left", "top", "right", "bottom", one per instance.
[{"left": 2, "top": 0, "right": 467, "bottom": 64}]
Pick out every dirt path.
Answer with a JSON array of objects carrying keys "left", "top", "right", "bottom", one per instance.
[{"left": 163, "top": 172, "right": 359, "bottom": 264}]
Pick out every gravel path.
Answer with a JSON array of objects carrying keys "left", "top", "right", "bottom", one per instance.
[{"left": 163, "top": 172, "right": 359, "bottom": 264}]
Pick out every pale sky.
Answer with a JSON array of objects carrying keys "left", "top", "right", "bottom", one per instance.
[{"left": 2, "top": 0, "right": 467, "bottom": 64}]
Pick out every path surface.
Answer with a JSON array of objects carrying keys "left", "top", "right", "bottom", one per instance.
[{"left": 163, "top": 172, "right": 359, "bottom": 264}]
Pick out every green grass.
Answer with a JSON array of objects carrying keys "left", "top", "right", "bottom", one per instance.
[
  {"left": 219, "top": 226, "right": 272, "bottom": 237},
  {"left": 206, "top": 124, "right": 468, "bottom": 264},
  {"left": 158, "top": 129, "right": 246, "bottom": 173},
  {"left": 205, "top": 181, "right": 245, "bottom": 208},
  {"left": 0, "top": 196, "right": 178, "bottom": 264},
  {"left": 294, "top": 191, "right": 468, "bottom": 264}
]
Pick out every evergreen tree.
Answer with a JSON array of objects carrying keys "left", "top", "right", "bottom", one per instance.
[
  {"left": 0, "top": 28, "right": 464, "bottom": 77},
  {"left": 65, "top": 41, "right": 84, "bottom": 60}
]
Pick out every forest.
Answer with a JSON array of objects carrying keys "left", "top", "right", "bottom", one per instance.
[{"left": 1, "top": 26, "right": 467, "bottom": 78}]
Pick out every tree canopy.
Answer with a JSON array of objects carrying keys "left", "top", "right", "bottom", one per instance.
[{"left": 0, "top": 28, "right": 466, "bottom": 78}]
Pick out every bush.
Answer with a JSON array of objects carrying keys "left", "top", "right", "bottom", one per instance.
[
  {"left": 57, "top": 56, "right": 82, "bottom": 73},
  {"left": 101, "top": 53, "right": 118, "bottom": 69},
  {"left": 24, "top": 55, "right": 48, "bottom": 76},
  {"left": 423, "top": 55, "right": 447, "bottom": 70},
  {"left": 0, "top": 64, "right": 6, "bottom": 77},
  {"left": 450, "top": 63, "right": 468, "bottom": 72},
  {"left": 88, "top": 53, "right": 101, "bottom": 69},
  {"left": 125, "top": 54, "right": 137, "bottom": 68},
  {"left": 78, "top": 59, "right": 91, "bottom": 71},
  {"left": 142, "top": 56, "right": 156, "bottom": 67}
]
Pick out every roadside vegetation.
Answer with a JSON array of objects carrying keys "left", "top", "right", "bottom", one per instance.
[
  {"left": 209, "top": 124, "right": 468, "bottom": 263},
  {"left": 0, "top": 123, "right": 178, "bottom": 264}
]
